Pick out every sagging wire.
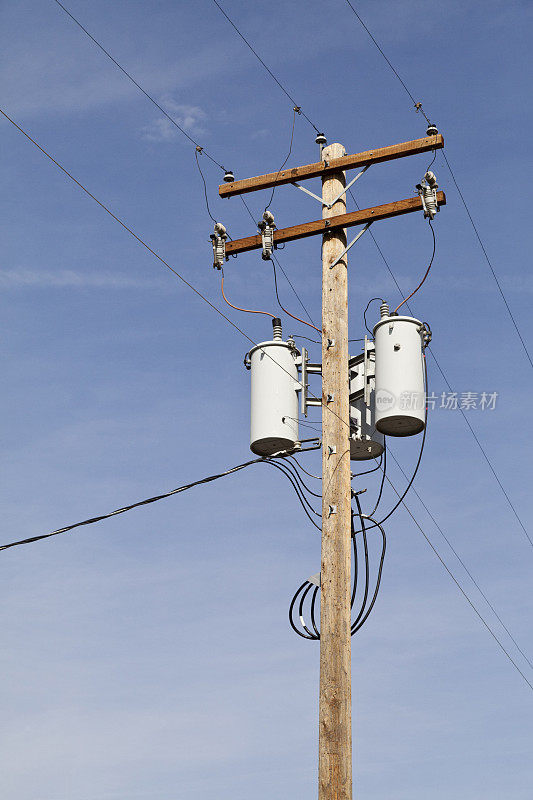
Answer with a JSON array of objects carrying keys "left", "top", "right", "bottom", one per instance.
[
  {"left": 220, "top": 268, "right": 276, "bottom": 319},
  {"left": 271, "top": 257, "right": 322, "bottom": 333},
  {"left": 264, "top": 106, "right": 299, "bottom": 212},
  {"left": 393, "top": 220, "right": 436, "bottom": 315},
  {"left": 288, "top": 496, "right": 386, "bottom": 640},
  {"left": 0, "top": 446, "right": 319, "bottom": 553}
]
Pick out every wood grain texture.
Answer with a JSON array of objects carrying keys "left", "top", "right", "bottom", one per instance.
[
  {"left": 319, "top": 143, "right": 352, "bottom": 800},
  {"left": 224, "top": 192, "right": 446, "bottom": 255},
  {"left": 219, "top": 134, "right": 444, "bottom": 197}
]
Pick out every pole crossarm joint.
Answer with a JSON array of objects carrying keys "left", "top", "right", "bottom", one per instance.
[
  {"left": 224, "top": 192, "right": 446, "bottom": 256},
  {"left": 218, "top": 134, "right": 444, "bottom": 198}
]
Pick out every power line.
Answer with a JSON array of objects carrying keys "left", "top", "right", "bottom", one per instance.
[
  {"left": 53, "top": 0, "right": 318, "bottom": 333},
  {"left": 210, "top": 0, "right": 320, "bottom": 134},
  {"left": 342, "top": 0, "right": 431, "bottom": 123},
  {"left": 9, "top": 15, "right": 530, "bottom": 684},
  {"left": 441, "top": 150, "right": 533, "bottom": 369},
  {"left": 386, "top": 478, "right": 533, "bottom": 692},
  {"left": 52, "top": 0, "right": 226, "bottom": 171},
  {"left": 1, "top": 108, "right": 359, "bottom": 452},
  {"left": 343, "top": 0, "right": 532, "bottom": 370},
  {"left": 387, "top": 447, "right": 533, "bottom": 673},
  {"left": 348, "top": 188, "right": 532, "bottom": 551}
]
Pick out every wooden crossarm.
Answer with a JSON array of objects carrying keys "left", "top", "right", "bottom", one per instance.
[
  {"left": 219, "top": 134, "right": 444, "bottom": 198},
  {"left": 224, "top": 192, "right": 446, "bottom": 256}
]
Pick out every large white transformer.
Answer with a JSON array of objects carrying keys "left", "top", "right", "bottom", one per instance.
[
  {"left": 248, "top": 319, "right": 300, "bottom": 456},
  {"left": 373, "top": 313, "right": 426, "bottom": 436}
]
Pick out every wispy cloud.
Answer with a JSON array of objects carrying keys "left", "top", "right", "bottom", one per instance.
[
  {"left": 141, "top": 99, "right": 207, "bottom": 142},
  {"left": 0, "top": 269, "right": 164, "bottom": 289}
]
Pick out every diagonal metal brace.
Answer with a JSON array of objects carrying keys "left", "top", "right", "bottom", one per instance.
[
  {"left": 329, "top": 222, "right": 373, "bottom": 269},
  {"left": 327, "top": 164, "right": 370, "bottom": 208},
  {"left": 291, "top": 181, "right": 324, "bottom": 205},
  {"left": 291, "top": 165, "right": 370, "bottom": 210}
]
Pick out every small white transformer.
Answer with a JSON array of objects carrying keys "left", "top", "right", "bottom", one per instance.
[
  {"left": 247, "top": 318, "right": 301, "bottom": 456},
  {"left": 373, "top": 313, "right": 427, "bottom": 436}
]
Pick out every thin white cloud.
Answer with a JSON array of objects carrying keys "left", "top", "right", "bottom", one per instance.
[{"left": 141, "top": 100, "right": 207, "bottom": 142}]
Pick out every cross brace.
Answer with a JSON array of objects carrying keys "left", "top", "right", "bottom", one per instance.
[
  {"left": 224, "top": 192, "right": 446, "bottom": 256},
  {"left": 219, "top": 134, "right": 444, "bottom": 198}
]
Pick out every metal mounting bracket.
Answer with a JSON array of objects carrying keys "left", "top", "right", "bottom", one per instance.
[
  {"left": 329, "top": 222, "right": 372, "bottom": 269},
  {"left": 298, "top": 348, "right": 323, "bottom": 417}
]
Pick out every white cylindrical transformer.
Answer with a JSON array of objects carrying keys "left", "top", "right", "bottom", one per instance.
[
  {"left": 349, "top": 349, "right": 384, "bottom": 460},
  {"left": 373, "top": 314, "right": 426, "bottom": 437},
  {"left": 248, "top": 321, "right": 300, "bottom": 456}
]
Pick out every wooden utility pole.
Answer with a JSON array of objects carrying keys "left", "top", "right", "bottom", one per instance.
[
  {"left": 217, "top": 132, "right": 447, "bottom": 800},
  {"left": 319, "top": 143, "right": 352, "bottom": 800}
]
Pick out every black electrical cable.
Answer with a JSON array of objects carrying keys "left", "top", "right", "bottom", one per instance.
[
  {"left": 271, "top": 256, "right": 321, "bottom": 333},
  {"left": 288, "top": 455, "right": 321, "bottom": 481},
  {"left": 259, "top": 460, "right": 322, "bottom": 531},
  {"left": 52, "top": 0, "right": 226, "bottom": 171},
  {"left": 270, "top": 458, "right": 322, "bottom": 499},
  {"left": 367, "top": 444, "right": 387, "bottom": 518},
  {"left": 265, "top": 107, "right": 298, "bottom": 211},
  {"left": 264, "top": 457, "right": 322, "bottom": 506},
  {"left": 352, "top": 356, "right": 428, "bottom": 536},
  {"left": 351, "top": 454, "right": 383, "bottom": 477},
  {"left": 363, "top": 297, "right": 384, "bottom": 335},
  {"left": 195, "top": 148, "right": 217, "bottom": 224},
  {"left": 239, "top": 194, "right": 320, "bottom": 330},
  {"left": 351, "top": 496, "right": 370, "bottom": 630},
  {"left": 351, "top": 510, "right": 386, "bottom": 635}
]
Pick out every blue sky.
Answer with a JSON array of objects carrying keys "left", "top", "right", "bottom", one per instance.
[{"left": 0, "top": 1, "right": 532, "bottom": 798}]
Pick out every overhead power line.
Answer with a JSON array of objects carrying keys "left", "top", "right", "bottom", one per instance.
[
  {"left": 348, "top": 189, "right": 532, "bottom": 552},
  {"left": 210, "top": 0, "right": 320, "bottom": 134},
  {"left": 388, "top": 447, "right": 533, "bottom": 673},
  {"left": 342, "top": 0, "right": 532, "bottom": 370},
  {"left": 13, "top": 10, "right": 531, "bottom": 689},
  {"left": 52, "top": 0, "right": 226, "bottom": 171},
  {"left": 441, "top": 150, "right": 533, "bottom": 369},
  {"left": 386, "top": 479, "right": 533, "bottom": 692}
]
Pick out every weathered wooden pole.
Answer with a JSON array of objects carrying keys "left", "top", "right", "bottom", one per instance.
[{"left": 319, "top": 142, "right": 352, "bottom": 800}]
